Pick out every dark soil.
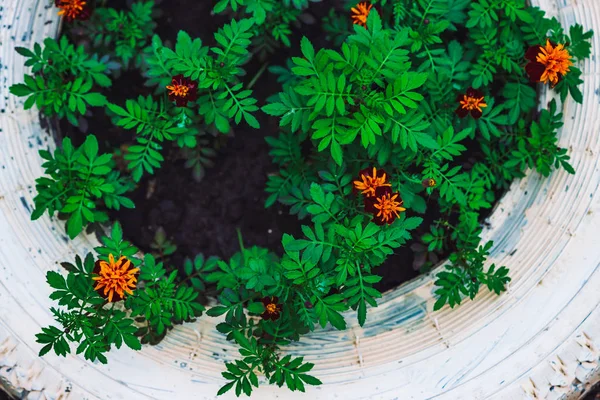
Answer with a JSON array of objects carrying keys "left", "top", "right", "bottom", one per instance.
[
  {"left": 112, "top": 126, "right": 306, "bottom": 270},
  {"left": 104, "top": 0, "right": 331, "bottom": 275},
  {"left": 58, "top": 0, "right": 495, "bottom": 294},
  {"left": 585, "top": 385, "right": 600, "bottom": 400}
]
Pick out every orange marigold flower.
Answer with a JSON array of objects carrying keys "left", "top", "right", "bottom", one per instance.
[
  {"left": 92, "top": 254, "right": 139, "bottom": 303},
  {"left": 166, "top": 74, "right": 198, "bottom": 107},
  {"left": 260, "top": 296, "right": 282, "bottom": 321},
  {"left": 370, "top": 187, "right": 406, "bottom": 225},
  {"left": 525, "top": 39, "right": 573, "bottom": 87},
  {"left": 351, "top": 2, "right": 374, "bottom": 27},
  {"left": 353, "top": 167, "right": 391, "bottom": 198},
  {"left": 55, "top": 0, "right": 91, "bottom": 21},
  {"left": 455, "top": 87, "right": 487, "bottom": 119}
]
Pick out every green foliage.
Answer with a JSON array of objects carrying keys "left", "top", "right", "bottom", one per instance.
[
  {"left": 37, "top": 252, "right": 140, "bottom": 363},
  {"left": 82, "top": 1, "right": 157, "bottom": 68},
  {"left": 99, "top": 224, "right": 205, "bottom": 341},
  {"left": 567, "top": 24, "right": 594, "bottom": 61},
  {"left": 129, "top": 254, "right": 205, "bottom": 339},
  {"left": 150, "top": 227, "right": 178, "bottom": 260},
  {"left": 264, "top": 23, "right": 432, "bottom": 165},
  {"left": 213, "top": 0, "right": 316, "bottom": 56},
  {"left": 38, "top": 221, "right": 206, "bottom": 357},
  {"left": 95, "top": 222, "right": 142, "bottom": 266},
  {"left": 144, "top": 22, "right": 260, "bottom": 131},
  {"left": 127, "top": 21, "right": 262, "bottom": 181},
  {"left": 263, "top": 0, "right": 592, "bottom": 338},
  {"left": 205, "top": 193, "right": 423, "bottom": 394},
  {"left": 107, "top": 95, "right": 190, "bottom": 181},
  {"left": 504, "top": 99, "right": 574, "bottom": 176},
  {"left": 10, "top": 37, "right": 110, "bottom": 126},
  {"left": 433, "top": 241, "right": 511, "bottom": 310},
  {"left": 31, "top": 135, "right": 134, "bottom": 239},
  {"left": 182, "top": 137, "right": 217, "bottom": 182},
  {"left": 182, "top": 253, "right": 220, "bottom": 292},
  {"left": 218, "top": 329, "right": 321, "bottom": 396}
]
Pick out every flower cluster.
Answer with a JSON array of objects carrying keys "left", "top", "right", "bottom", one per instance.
[
  {"left": 353, "top": 167, "right": 406, "bottom": 225},
  {"left": 92, "top": 254, "right": 139, "bottom": 302},
  {"left": 55, "top": 0, "right": 92, "bottom": 21},
  {"left": 525, "top": 39, "right": 573, "bottom": 87},
  {"left": 453, "top": 39, "right": 573, "bottom": 120},
  {"left": 166, "top": 74, "right": 198, "bottom": 107}
]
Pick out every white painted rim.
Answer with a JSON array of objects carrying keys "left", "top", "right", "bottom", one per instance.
[{"left": 1, "top": 0, "right": 599, "bottom": 398}]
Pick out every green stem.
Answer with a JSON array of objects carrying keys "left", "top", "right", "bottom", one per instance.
[
  {"left": 418, "top": 0, "right": 434, "bottom": 27},
  {"left": 400, "top": 171, "right": 422, "bottom": 184},
  {"left": 247, "top": 62, "right": 269, "bottom": 90},
  {"left": 236, "top": 228, "right": 246, "bottom": 264}
]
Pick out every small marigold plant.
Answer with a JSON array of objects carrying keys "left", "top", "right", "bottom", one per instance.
[{"left": 12, "top": 0, "right": 593, "bottom": 397}]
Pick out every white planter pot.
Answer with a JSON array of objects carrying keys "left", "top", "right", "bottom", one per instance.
[{"left": 1, "top": 0, "right": 599, "bottom": 398}]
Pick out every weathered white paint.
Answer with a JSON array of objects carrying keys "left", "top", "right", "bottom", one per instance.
[{"left": 0, "top": 0, "right": 599, "bottom": 398}]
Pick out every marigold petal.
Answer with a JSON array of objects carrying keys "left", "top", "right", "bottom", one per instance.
[
  {"left": 465, "top": 87, "right": 477, "bottom": 97},
  {"left": 525, "top": 61, "right": 545, "bottom": 82},
  {"left": 472, "top": 89, "right": 484, "bottom": 99},
  {"left": 374, "top": 186, "right": 392, "bottom": 197},
  {"left": 525, "top": 45, "right": 542, "bottom": 62},
  {"left": 471, "top": 108, "right": 483, "bottom": 119},
  {"left": 364, "top": 197, "right": 377, "bottom": 213},
  {"left": 188, "top": 91, "right": 199, "bottom": 102},
  {"left": 455, "top": 106, "right": 469, "bottom": 118},
  {"left": 372, "top": 214, "right": 386, "bottom": 225},
  {"left": 120, "top": 260, "right": 131, "bottom": 272},
  {"left": 353, "top": 180, "right": 367, "bottom": 189}
]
